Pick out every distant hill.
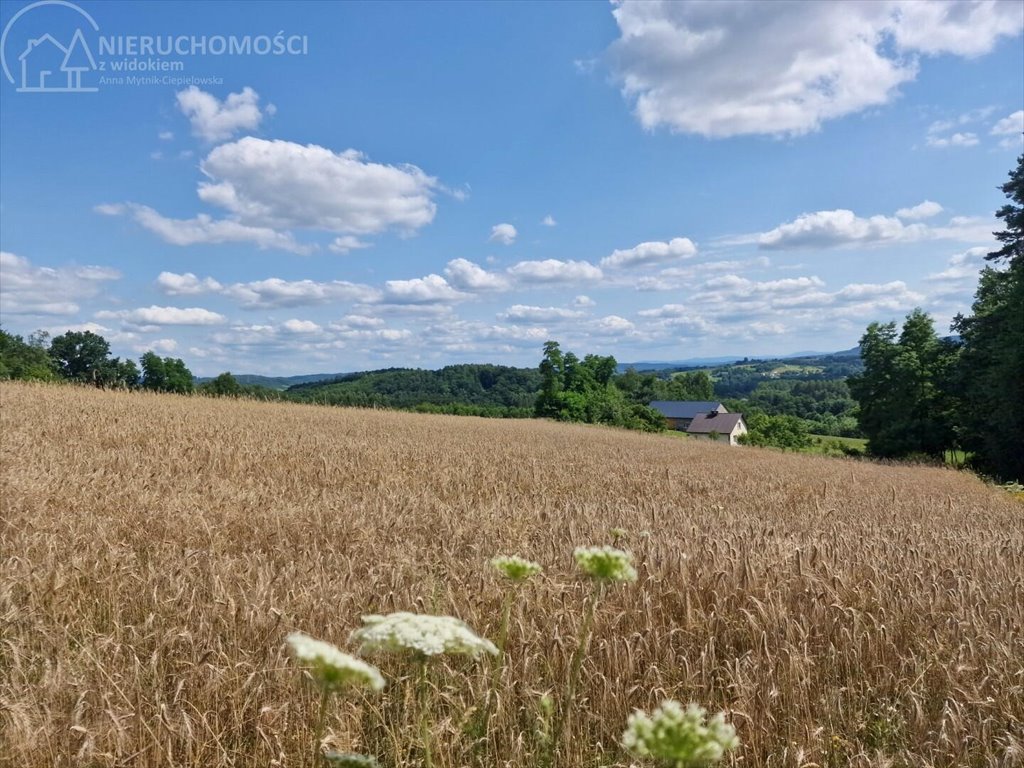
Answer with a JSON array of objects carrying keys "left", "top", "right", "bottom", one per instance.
[
  {"left": 193, "top": 372, "right": 349, "bottom": 390},
  {"left": 621, "top": 349, "right": 864, "bottom": 376},
  {"left": 617, "top": 348, "right": 858, "bottom": 372},
  {"left": 285, "top": 364, "right": 542, "bottom": 416},
  {"left": 617, "top": 356, "right": 746, "bottom": 371},
  {"left": 208, "top": 346, "right": 865, "bottom": 385}
]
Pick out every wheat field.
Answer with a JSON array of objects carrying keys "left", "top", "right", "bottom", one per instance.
[{"left": 1, "top": 381, "right": 1022, "bottom": 768}]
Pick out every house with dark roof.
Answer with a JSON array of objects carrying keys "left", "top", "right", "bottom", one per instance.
[
  {"left": 685, "top": 411, "right": 748, "bottom": 445},
  {"left": 648, "top": 400, "right": 728, "bottom": 431},
  {"left": 649, "top": 400, "right": 747, "bottom": 445}
]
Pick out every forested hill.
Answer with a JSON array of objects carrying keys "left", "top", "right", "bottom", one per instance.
[
  {"left": 285, "top": 364, "right": 543, "bottom": 416},
  {"left": 643, "top": 351, "right": 865, "bottom": 437},
  {"left": 278, "top": 351, "right": 866, "bottom": 435},
  {"left": 691, "top": 351, "right": 863, "bottom": 398}
]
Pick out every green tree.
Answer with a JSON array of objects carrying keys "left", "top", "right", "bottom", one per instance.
[
  {"left": 535, "top": 341, "right": 565, "bottom": 418},
  {"left": 140, "top": 352, "right": 194, "bottom": 394},
  {"left": 848, "top": 321, "right": 901, "bottom": 454},
  {"left": 894, "top": 309, "right": 958, "bottom": 457},
  {"left": 140, "top": 351, "right": 167, "bottom": 391},
  {"left": 0, "top": 329, "right": 57, "bottom": 381},
  {"left": 104, "top": 358, "right": 140, "bottom": 389},
  {"left": 163, "top": 358, "right": 195, "bottom": 394},
  {"left": 204, "top": 371, "right": 244, "bottom": 397},
  {"left": 739, "top": 412, "right": 812, "bottom": 450},
  {"left": 533, "top": 342, "right": 663, "bottom": 431},
  {"left": 656, "top": 370, "right": 714, "bottom": 401},
  {"left": 987, "top": 148, "right": 1023, "bottom": 264},
  {"left": 952, "top": 151, "right": 1024, "bottom": 480},
  {"left": 48, "top": 330, "right": 112, "bottom": 384},
  {"left": 615, "top": 367, "right": 660, "bottom": 404},
  {"left": 849, "top": 310, "right": 957, "bottom": 459}
]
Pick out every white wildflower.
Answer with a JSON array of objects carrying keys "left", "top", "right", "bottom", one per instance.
[
  {"left": 573, "top": 545, "right": 637, "bottom": 583},
  {"left": 490, "top": 554, "right": 543, "bottom": 582},
  {"left": 351, "top": 612, "right": 499, "bottom": 658},
  {"left": 286, "top": 632, "right": 386, "bottom": 692},
  {"left": 622, "top": 700, "right": 739, "bottom": 767}
]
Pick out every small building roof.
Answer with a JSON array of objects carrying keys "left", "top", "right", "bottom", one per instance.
[
  {"left": 685, "top": 411, "right": 745, "bottom": 435},
  {"left": 648, "top": 400, "right": 727, "bottom": 419}
]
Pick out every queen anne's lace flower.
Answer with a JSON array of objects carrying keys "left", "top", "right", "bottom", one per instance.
[
  {"left": 573, "top": 545, "right": 638, "bottom": 583},
  {"left": 350, "top": 612, "right": 499, "bottom": 658},
  {"left": 286, "top": 632, "right": 386, "bottom": 692},
  {"left": 490, "top": 554, "right": 543, "bottom": 581},
  {"left": 622, "top": 700, "right": 739, "bottom": 767}
]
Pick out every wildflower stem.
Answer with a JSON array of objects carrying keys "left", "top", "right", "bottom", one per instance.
[
  {"left": 496, "top": 588, "right": 515, "bottom": 657},
  {"left": 312, "top": 686, "right": 330, "bottom": 766},
  {"left": 478, "top": 589, "right": 516, "bottom": 758},
  {"left": 416, "top": 657, "right": 434, "bottom": 768},
  {"left": 553, "top": 583, "right": 602, "bottom": 764}
]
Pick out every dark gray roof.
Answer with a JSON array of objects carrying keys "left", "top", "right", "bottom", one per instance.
[
  {"left": 648, "top": 400, "right": 727, "bottom": 419},
  {"left": 685, "top": 411, "right": 745, "bottom": 434}
]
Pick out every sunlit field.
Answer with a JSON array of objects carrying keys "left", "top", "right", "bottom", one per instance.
[{"left": 2, "top": 381, "right": 1021, "bottom": 767}]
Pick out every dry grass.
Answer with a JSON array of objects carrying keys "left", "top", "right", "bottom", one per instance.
[{"left": 1, "top": 381, "right": 1022, "bottom": 768}]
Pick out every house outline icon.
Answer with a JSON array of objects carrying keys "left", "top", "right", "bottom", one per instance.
[{"left": 18, "top": 27, "right": 97, "bottom": 92}]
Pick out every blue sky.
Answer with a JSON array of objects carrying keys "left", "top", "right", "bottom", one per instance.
[{"left": 1, "top": 0, "right": 1022, "bottom": 375}]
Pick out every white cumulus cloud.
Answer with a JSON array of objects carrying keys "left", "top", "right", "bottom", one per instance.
[
  {"left": 991, "top": 109, "right": 1024, "bottom": 149},
  {"left": 501, "top": 305, "right": 585, "bottom": 324},
  {"left": 751, "top": 206, "right": 998, "bottom": 250},
  {"left": 199, "top": 137, "right": 439, "bottom": 235},
  {"left": 156, "top": 271, "right": 223, "bottom": 295},
  {"left": 925, "top": 245, "right": 989, "bottom": 283},
  {"left": 489, "top": 223, "right": 518, "bottom": 245},
  {"left": 591, "top": 315, "right": 634, "bottom": 334},
  {"left": 895, "top": 200, "right": 944, "bottom": 220},
  {"left": 222, "top": 277, "right": 379, "bottom": 309},
  {"left": 758, "top": 209, "right": 918, "bottom": 249},
  {"left": 991, "top": 109, "right": 1024, "bottom": 135},
  {"left": 380, "top": 274, "right": 467, "bottom": 305},
  {"left": 444, "top": 258, "right": 510, "bottom": 291},
  {"left": 146, "top": 338, "right": 179, "bottom": 354},
  {"left": 0, "top": 252, "right": 120, "bottom": 316},
  {"left": 609, "top": 0, "right": 1022, "bottom": 137},
  {"left": 176, "top": 86, "right": 269, "bottom": 142},
  {"left": 97, "top": 202, "right": 312, "bottom": 254},
  {"left": 601, "top": 236, "right": 697, "bottom": 269},
  {"left": 328, "top": 235, "right": 371, "bottom": 254},
  {"left": 281, "top": 319, "right": 323, "bottom": 334},
  {"left": 99, "top": 139, "right": 442, "bottom": 254},
  {"left": 506, "top": 259, "right": 603, "bottom": 284},
  {"left": 97, "top": 306, "right": 227, "bottom": 326},
  {"left": 926, "top": 131, "right": 979, "bottom": 148}
]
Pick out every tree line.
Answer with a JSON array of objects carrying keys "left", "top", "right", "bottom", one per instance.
[
  {"left": 0, "top": 330, "right": 194, "bottom": 392},
  {"left": 0, "top": 329, "right": 262, "bottom": 398},
  {"left": 849, "top": 151, "right": 1023, "bottom": 482},
  {"left": 0, "top": 328, "right": 854, "bottom": 450}
]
